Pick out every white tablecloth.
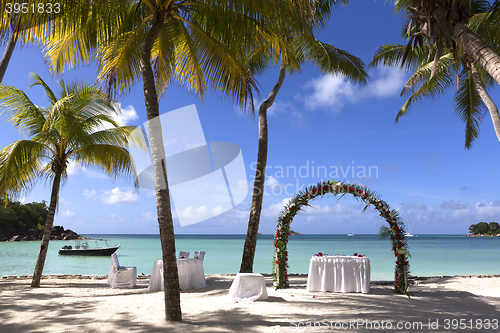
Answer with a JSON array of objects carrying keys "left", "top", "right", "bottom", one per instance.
[
  {"left": 307, "top": 255, "right": 370, "bottom": 293},
  {"left": 228, "top": 273, "right": 268, "bottom": 302},
  {"left": 148, "top": 258, "right": 206, "bottom": 291}
]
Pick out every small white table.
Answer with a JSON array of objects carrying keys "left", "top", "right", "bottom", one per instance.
[
  {"left": 148, "top": 258, "right": 206, "bottom": 291},
  {"left": 307, "top": 255, "right": 370, "bottom": 293},
  {"left": 228, "top": 273, "right": 268, "bottom": 302}
]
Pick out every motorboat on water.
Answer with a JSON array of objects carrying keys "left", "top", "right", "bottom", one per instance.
[{"left": 58, "top": 239, "right": 120, "bottom": 256}]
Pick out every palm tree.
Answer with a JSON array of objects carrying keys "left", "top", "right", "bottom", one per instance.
[
  {"left": 239, "top": 0, "right": 368, "bottom": 273},
  {"left": 396, "top": 0, "right": 500, "bottom": 85},
  {"left": 42, "top": 0, "right": 306, "bottom": 321},
  {"left": 0, "top": 72, "right": 141, "bottom": 287},
  {"left": 371, "top": 1, "right": 500, "bottom": 147},
  {"left": 0, "top": 0, "right": 73, "bottom": 82}
]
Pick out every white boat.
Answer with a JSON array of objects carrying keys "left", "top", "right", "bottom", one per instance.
[
  {"left": 347, "top": 233, "right": 354, "bottom": 236},
  {"left": 404, "top": 226, "right": 416, "bottom": 237}
]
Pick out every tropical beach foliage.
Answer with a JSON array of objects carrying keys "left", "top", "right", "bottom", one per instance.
[
  {"left": 395, "top": 0, "right": 500, "bottom": 85},
  {"left": 41, "top": 0, "right": 314, "bottom": 321},
  {"left": 469, "top": 222, "right": 500, "bottom": 235},
  {"left": 272, "top": 180, "right": 411, "bottom": 295},
  {"left": 239, "top": 0, "right": 368, "bottom": 274},
  {"left": 372, "top": 0, "right": 500, "bottom": 148},
  {"left": 0, "top": 200, "right": 48, "bottom": 233},
  {"left": 0, "top": 72, "right": 141, "bottom": 287}
]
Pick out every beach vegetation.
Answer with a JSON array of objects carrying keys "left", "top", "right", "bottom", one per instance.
[
  {"left": 240, "top": 0, "right": 368, "bottom": 274},
  {"left": 394, "top": 0, "right": 500, "bottom": 86},
  {"left": 0, "top": 72, "right": 141, "bottom": 287},
  {"left": 371, "top": 0, "right": 500, "bottom": 148},
  {"left": 469, "top": 221, "right": 500, "bottom": 235},
  {"left": 0, "top": 200, "right": 48, "bottom": 233},
  {"left": 41, "top": 0, "right": 315, "bottom": 322}
]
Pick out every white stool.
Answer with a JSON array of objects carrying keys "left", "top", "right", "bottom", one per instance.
[{"left": 228, "top": 273, "right": 268, "bottom": 302}]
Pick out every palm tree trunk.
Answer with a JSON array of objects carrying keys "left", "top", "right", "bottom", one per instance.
[
  {"left": 470, "top": 62, "right": 500, "bottom": 143},
  {"left": 140, "top": 10, "right": 181, "bottom": 321},
  {"left": 31, "top": 171, "right": 62, "bottom": 287},
  {"left": 240, "top": 62, "right": 287, "bottom": 273},
  {"left": 451, "top": 22, "right": 500, "bottom": 86},
  {"left": 0, "top": 30, "right": 18, "bottom": 83}
]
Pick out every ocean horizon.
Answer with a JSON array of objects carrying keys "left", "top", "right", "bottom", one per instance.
[{"left": 1, "top": 234, "right": 498, "bottom": 281}]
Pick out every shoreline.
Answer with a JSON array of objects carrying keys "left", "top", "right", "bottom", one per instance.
[
  {"left": 1, "top": 274, "right": 499, "bottom": 332},
  {"left": 3, "top": 272, "right": 500, "bottom": 282}
]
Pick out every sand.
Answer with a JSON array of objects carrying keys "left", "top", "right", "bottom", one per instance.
[{"left": 1, "top": 274, "right": 500, "bottom": 332}]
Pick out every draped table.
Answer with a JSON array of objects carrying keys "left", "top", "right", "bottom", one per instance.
[
  {"left": 148, "top": 258, "right": 206, "bottom": 291},
  {"left": 306, "top": 255, "right": 370, "bottom": 293},
  {"left": 228, "top": 273, "right": 268, "bottom": 302}
]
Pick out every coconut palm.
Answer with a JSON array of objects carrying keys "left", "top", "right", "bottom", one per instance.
[
  {"left": 0, "top": 72, "right": 141, "bottom": 287},
  {"left": 396, "top": 0, "right": 500, "bottom": 85},
  {"left": 238, "top": 0, "right": 368, "bottom": 273},
  {"left": 42, "top": 0, "right": 309, "bottom": 321},
  {"left": 0, "top": 0, "right": 77, "bottom": 82},
  {"left": 371, "top": 1, "right": 500, "bottom": 148}
]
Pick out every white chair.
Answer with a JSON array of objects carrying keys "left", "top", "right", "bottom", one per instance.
[
  {"left": 194, "top": 251, "right": 205, "bottom": 260},
  {"left": 179, "top": 251, "right": 190, "bottom": 259},
  {"left": 108, "top": 253, "right": 137, "bottom": 289}
]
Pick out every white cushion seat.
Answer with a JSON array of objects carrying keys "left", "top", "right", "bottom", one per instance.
[{"left": 108, "top": 253, "right": 137, "bottom": 289}]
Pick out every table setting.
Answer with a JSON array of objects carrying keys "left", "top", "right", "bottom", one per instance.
[
  {"left": 306, "top": 252, "right": 371, "bottom": 293},
  {"left": 148, "top": 258, "right": 207, "bottom": 291}
]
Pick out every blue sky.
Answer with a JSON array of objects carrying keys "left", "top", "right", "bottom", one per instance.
[{"left": 1, "top": 0, "right": 499, "bottom": 235}]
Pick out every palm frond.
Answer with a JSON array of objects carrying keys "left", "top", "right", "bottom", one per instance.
[
  {"left": 295, "top": 37, "right": 368, "bottom": 84},
  {"left": 0, "top": 84, "right": 48, "bottom": 136},
  {"left": 0, "top": 140, "right": 48, "bottom": 199},
  {"left": 454, "top": 69, "right": 486, "bottom": 148},
  {"left": 70, "top": 144, "right": 138, "bottom": 187},
  {"left": 396, "top": 55, "right": 455, "bottom": 122}
]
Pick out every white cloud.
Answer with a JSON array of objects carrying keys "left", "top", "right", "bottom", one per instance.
[
  {"left": 261, "top": 198, "right": 293, "bottom": 217},
  {"left": 301, "top": 203, "right": 355, "bottom": 215},
  {"left": 116, "top": 104, "right": 139, "bottom": 126},
  {"left": 177, "top": 205, "right": 226, "bottom": 220},
  {"left": 303, "top": 74, "right": 356, "bottom": 111},
  {"left": 60, "top": 209, "right": 75, "bottom": 218},
  {"left": 265, "top": 175, "right": 284, "bottom": 192},
  {"left": 19, "top": 197, "right": 27, "bottom": 204},
  {"left": 441, "top": 200, "right": 469, "bottom": 210},
  {"left": 101, "top": 187, "right": 139, "bottom": 205},
  {"left": 97, "top": 103, "right": 139, "bottom": 130},
  {"left": 59, "top": 198, "right": 72, "bottom": 206},
  {"left": 83, "top": 189, "right": 97, "bottom": 199},
  {"left": 475, "top": 200, "right": 500, "bottom": 219},
  {"left": 366, "top": 67, "right": 407, "bottom": 98},
  {"left": 268, "top": 100, "right": 293, "bottom": 116},
  {"left": 301, "top": 67, "right": 408, "bottom": 112}
]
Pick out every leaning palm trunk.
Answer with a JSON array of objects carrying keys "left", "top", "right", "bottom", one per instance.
[
  {"left": 31, "top": 170, "right": 62, "bottom": 287},
  {"left": 470, "top": 62, "right": 500, "bottom": 143},
  {"left": 240, "top": 63, "right": 287, "bottom": 273},
  {"left": 0, "top": 30, "right": 18, "bottom": 82},
  {"left": 140, "top": 10, "right": 181, "bottom": 321},
  {"left": 451, "top": 22, "right": 500, "bottom": 86}
]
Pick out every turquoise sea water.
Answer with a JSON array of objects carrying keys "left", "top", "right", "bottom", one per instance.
[{"left": 1, "top": 234, "right": 499, "bottom": 281}]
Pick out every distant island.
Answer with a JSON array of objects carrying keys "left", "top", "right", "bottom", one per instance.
[
  {"left": 0, "top": 200, "right": 85, "bottom": 241},
  {"left": 467, "top": 222, "right": 500, "bottom": 237}
]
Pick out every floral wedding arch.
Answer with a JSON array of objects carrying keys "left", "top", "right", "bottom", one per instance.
[{"left": 273, "top": 180, "right": 410, "bottom": 294}]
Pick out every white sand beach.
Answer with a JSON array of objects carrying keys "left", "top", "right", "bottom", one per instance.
[{"left": 1, "top": 274, "right": 499, "bottom": 332}]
